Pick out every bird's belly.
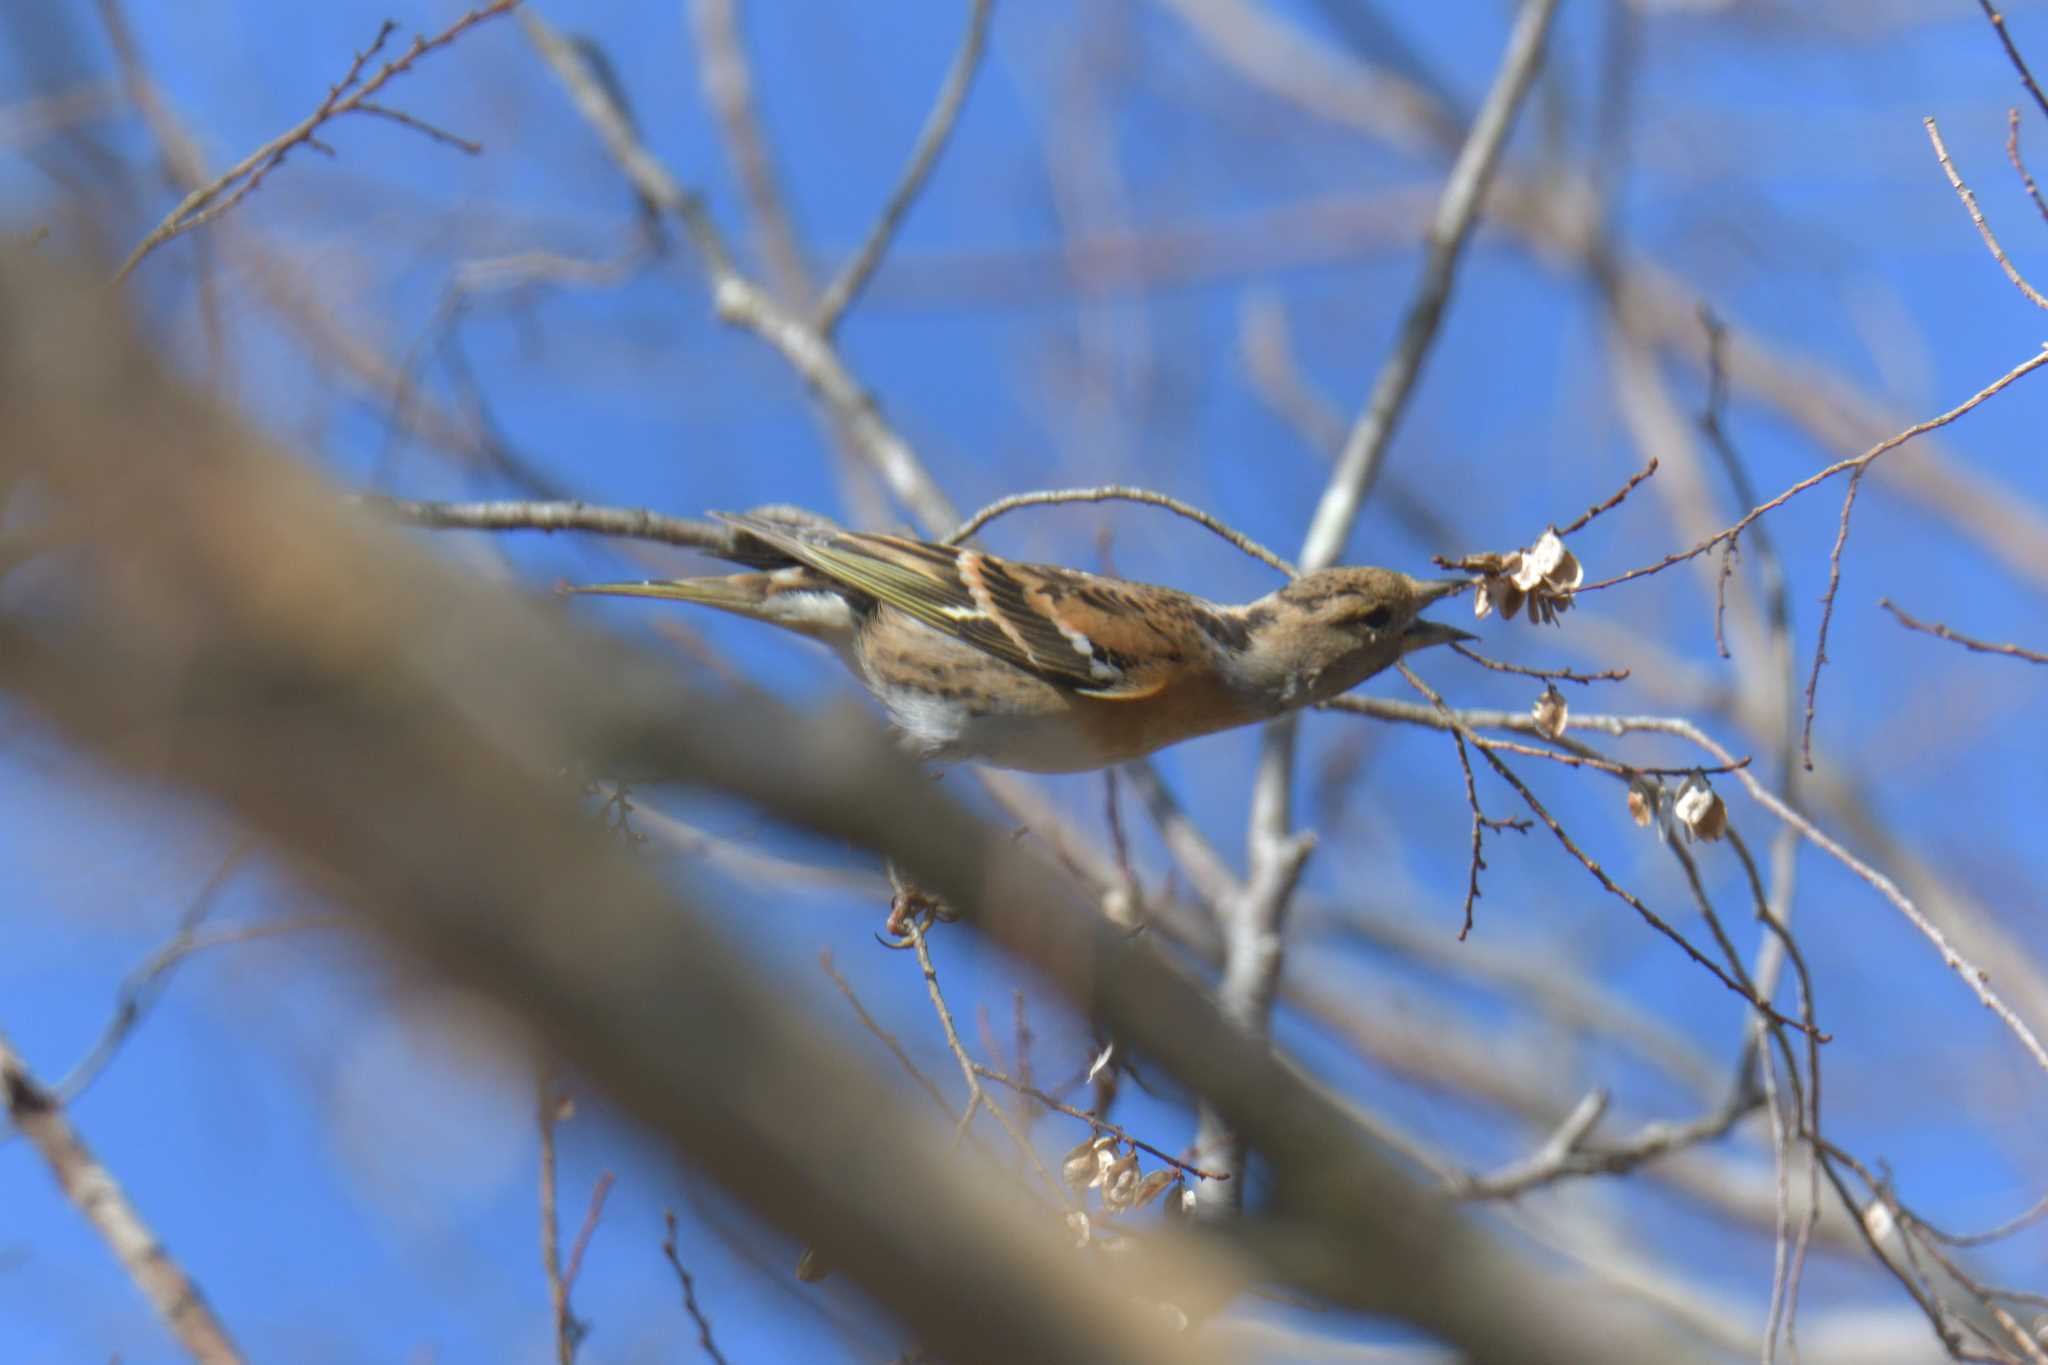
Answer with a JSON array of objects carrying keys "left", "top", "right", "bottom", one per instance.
[
  {"left": 866, "top": 678, "right": 1113, "bottom": 773},
  {"left": 864, "top": 665, "right": 1257, "bottom": 773}
]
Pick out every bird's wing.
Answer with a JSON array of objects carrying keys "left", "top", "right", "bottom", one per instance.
[{"left": 715, "top": 513, "right": 1188, "bottom": 698}]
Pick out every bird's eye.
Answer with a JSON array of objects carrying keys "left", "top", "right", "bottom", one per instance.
[{"left": 1359, "top": 605, "right": 1394, "bottom": 630}]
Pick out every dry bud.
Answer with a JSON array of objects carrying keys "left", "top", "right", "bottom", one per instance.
[
  {"left": 1132, "top": 1169, "right": 1179, "bottom": 1210},
  {"left": 1673, "top": 776, "right": 1727, "bottom": 842},
  {"left": 1626, "top": 785, "right": 1655, "bottom": 827},
  {"left": 1531, "top": 684, "right": 1568, "bottom": 740},
  {"left": 1099, "top": 1150, "right": 1142, "bottom": 1211},
  {"left": 1464, "top": 529, "right": 1583, "bottom": 625},
  {"left": 1062, "top": 1135, "right": 1116, "bottom": 1190}
]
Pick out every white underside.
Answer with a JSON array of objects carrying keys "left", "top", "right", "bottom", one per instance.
[{"left": 864, "top": 676, "right": 1108, "bottom": 773}]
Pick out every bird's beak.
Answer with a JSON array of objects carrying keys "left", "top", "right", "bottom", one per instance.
[
  {"left": 1399, "top": 578, "right": 1476, "bottom": 652},
  {"left": 1401, "top": 618, "right": 1478, "bottom": 651}
]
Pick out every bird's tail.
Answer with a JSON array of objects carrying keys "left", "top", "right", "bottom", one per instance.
[
  {"left": 567, "top": 570, "right": 856, "bottom": 645},
  {"left": 566, "top": 574, "right": 771, "bottom": 618}
]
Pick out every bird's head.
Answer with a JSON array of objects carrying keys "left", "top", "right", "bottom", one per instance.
[{"left": 1238, "top": 568, "right": 1473, "bottom": 706}]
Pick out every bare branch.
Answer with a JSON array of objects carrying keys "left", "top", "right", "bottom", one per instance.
[
  {"left": 816, "top": 0, "right": 995, "bottom": 332},
  {"left": 946, "top": 485, "right": 1295, "bottom": 577},
  {"left": 1585, "top": 344, "right": 2048, "bottom": 592},
  {"left": 662, "top": 1211, "right": 734, "bottom": 1365},
  {"left": 2, "top": 1031, "right": 245, "bottom": 1365},
  {"left": 114, "top": 2, "right": 518, "bottom": 283},
  {"left": 1925, "top": 115, "right": 2048, "bottom": 311},
  {"left": 1879, "top": 598, "right": 2048, "bottom": 665},
  {"left": 521, "top": 8, "right": 960, "bottom": 534},
  {"left": 369, "top": 497, "right": 730, "bottom": 553}
]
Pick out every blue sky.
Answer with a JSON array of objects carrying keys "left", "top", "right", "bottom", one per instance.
[{"left": 4, "top": 1, "right": 2048, "bottom": 1360}]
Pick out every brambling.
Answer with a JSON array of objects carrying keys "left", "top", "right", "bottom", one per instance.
[{"left": 574, "top": 509, "right": 1472, "bottom": 773}]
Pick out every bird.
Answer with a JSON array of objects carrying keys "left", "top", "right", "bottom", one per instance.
[{"left": 571, "top": 508, "right": 1473, "bottom": 773}]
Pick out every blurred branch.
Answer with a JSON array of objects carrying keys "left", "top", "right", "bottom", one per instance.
[
  {"left": 1, "top": 1030, "right": 244, "bottom": 1365},
  {"left": 1297, "top": 0, "right": 1561, "bottom": 570},
  {"left": 521, "top": 7, "right": 959, "bottom": 534},
  {"left": 688, "top": 0, "right": 815, "bottom": 306},
  {"left": 816, "top": 0, "right": 995, "bottom": 333}
]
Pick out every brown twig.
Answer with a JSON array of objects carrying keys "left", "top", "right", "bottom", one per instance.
[
  {"left": 1977, "top": 0, "right": 2048, "bottom": 124},
  {"left": 1, "top": 1031, "right": 245, "bottom": 1364},
  {"left": 816, "top": 0, "right": 995, "bottom": 332},
  {"left": 1394, "top": 667, "right": 1821, "bottom": 1039},
  {"left": 969, "top": 1065, "right": 1229, "bottom": 1183},
  {"left": 2009, "top": 108, "right": 2048, "bottom": 226},
  {"left": 1448, "top": 642, "right": 1628, "bottom": 685},
  {"left": 564, "top": 1171, "right": 616, "bottom": 1298},
  {"left": 1925, "top": 115, "right": 2048, "bottom": 312},
  {"left": 1800, "top": 464, "right": 1866, "bottom": 769},
  {"left": 1555, "top": 457, "right": 1659, "bottom": 537},
  {"left": 1353, "top": 697, "right": 2048, "bottom": 1079},
  {"left": 904, "top": 922, "right": 1068, "bottom": 1203},
  {"left": 819, "top": 951, "right": 952, "bottom": 1117},
  {"left": 662, "top": 1211, "right": 733, "bottom": 1365},
  {"left": 944, "top": 484, "right": 1295, "bottom": 577},
  {"left": 1878, "top": 598, "right": 2048, "bottom": 665},
  {"left": 1583, "top": 345, "right": 2048, "bottom": 592},
  {"left": 114, "top": 2, "right": 518, "bottom": 283},
  {"left": 538, "top": 1073, "right": 584, "bottom": 1365}
]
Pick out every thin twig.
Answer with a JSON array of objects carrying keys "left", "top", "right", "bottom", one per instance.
[
  {"left": 2009, "top": 108, "right": 2048, "bottom": 226},
  {"left": 945, "top": 484, "right": 1295, "bottom": 577},
  {"left": 1584, "top": 344, "right": 2048, "bottom": 591},
  {"left": 818, "top": 950, "right": 952, "bottom": 1116},
  {"left": 1800, "top": 464, "right": 1866, "bottom": 769},
  {"left": 1879, "top": 598, "right": 2048, "bottom": 665},
  {"left": 1925, "top": 115, "right": 2048, "bottom": 311},
  {"left": 816, "top": 0, "right": 995, "bottom": 332},
  {"left": 564, "top": 1172, "right": 616, "bottom": 1296},
  {"left": 1977, "top": 0, "right": 2048, "bottom": 124},
  {"left": 1352, "top": 696, "right": 2048, "bottom": 1079},
  {"left": 662, "top": 1211, "right": 733, "bottom": 1365},
  {"left": 1394, "top": 667, "right": 1821, "bottom": 1038},
  {"left": 1555, "top": 457, "right": 1659, "bottom": 537},
  {"left": 904, "top": 922, "right": 1067, "bottom": 1203},
  {"left": 114, "top": 2, "right": 517, "bottom": 283},
  {"left": 1449, "top": 642, "right": 1628, "bottom": 685},
  {"left": 538, "top": 1073, "right": 582, "bottom": 1365},
  {"left": 970, "top": 1065, "right": 1229, "bottom": 1182}
]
